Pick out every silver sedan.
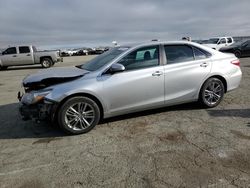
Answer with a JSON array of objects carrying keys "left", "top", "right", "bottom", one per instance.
[{"left": 19, "top": 41, "right": 242, "bottom": 134}]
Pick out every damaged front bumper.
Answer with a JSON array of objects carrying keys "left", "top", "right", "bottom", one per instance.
[
  {"left": 19, "top": 102, "right": 56, "bottom": 121},
  {"left": 18, "top": 91, "right": 57, "bottom": 121}
]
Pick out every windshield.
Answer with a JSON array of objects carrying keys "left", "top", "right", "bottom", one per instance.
[
  {"left": 206, "top": 38, "right": 220, "bottom": 44},
  {"left": 80, "top": 47, "right": 129, "bottom": 71}
]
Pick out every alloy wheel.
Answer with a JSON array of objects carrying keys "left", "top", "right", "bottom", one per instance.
[
  {"left": 65, "top": 102, "right": 95, "bottom": 131},
  {"left": 42, "top": 60, "right": 50, "bottom": 67},
  {"left": 204, "top": 81, "right": 223, "bottom": 106}
]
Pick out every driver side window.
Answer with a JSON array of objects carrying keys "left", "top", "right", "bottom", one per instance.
[
  {"left": 118, "top": 46, "right": 159, "bottom": 71},
  {"left": 4, "top": 47, "right": 17, "bottom": 55}
]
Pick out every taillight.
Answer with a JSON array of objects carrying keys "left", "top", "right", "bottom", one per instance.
[{"left": 231, "top": 59, "right": 240, "bottom": 66}]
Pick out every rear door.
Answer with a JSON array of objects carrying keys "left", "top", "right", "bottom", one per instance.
[
  {"left": 18, "top": 46, "right": 33, "bottom": 65},
  {"left": 163, "top": 44, "right": 211, "bottom": 104},
  {"left": 1, "top": 47, "right": 18, "bottom": 66}
]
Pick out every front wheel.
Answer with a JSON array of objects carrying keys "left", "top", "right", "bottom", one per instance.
[
  {"left": 199, "top": 78, "right": 225, "bottom": 108},
  {"left": 57, "top": 97, "right": 100, "bottom": 134},
  {"left": 41, "top": 58, "right": 53, "bottom": 68}
]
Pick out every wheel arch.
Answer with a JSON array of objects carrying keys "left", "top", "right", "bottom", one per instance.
[
  {"left": 40, "top": 56, "right": 53, "bottom": 63},
  {"left": 200, "top": 75, "right": 228, "bottom": 95},
  {"left": 54, "top": 92, "right": 104, "bottom": 121}
]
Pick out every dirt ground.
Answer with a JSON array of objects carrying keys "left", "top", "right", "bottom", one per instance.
[{"left": 0, "top": 56, "right": 249, "bottom": 188}]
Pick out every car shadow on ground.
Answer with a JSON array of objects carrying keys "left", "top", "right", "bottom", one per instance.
[
  {"left": 0, "top": 103, "right": 65, "bottom": 139},
  {"left": 101, "top": 102, "right": 203, "bottom": 124},
  {"left": 0, "top": 102, "right": 249, "bottom": 139},
  {"left": 207, "top": 108, "right": 250, "bottom": 118},
  {"left": 0, "top": 102, "right": 203, "bottom": 139}
]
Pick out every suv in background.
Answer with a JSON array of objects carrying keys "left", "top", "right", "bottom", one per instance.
[
  {"left": 203, "top": 37, "right": 234, "bottom": 50},
  {"left": 220, "top": 40, "right": 250, "bottom": 58}
]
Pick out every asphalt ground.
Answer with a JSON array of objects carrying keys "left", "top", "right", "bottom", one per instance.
[{"left": 0, "top": 56, "right": 249, "bottom": 187}]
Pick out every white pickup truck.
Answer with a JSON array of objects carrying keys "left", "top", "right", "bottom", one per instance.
[
  {"left": 0, "top": 45, "right": 63, "bottom": 70},
  {"left": 202, "top": 37, "right": 234, "bottom": 50}
]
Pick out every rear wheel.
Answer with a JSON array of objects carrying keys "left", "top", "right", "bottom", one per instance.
[
  {"left": 41, "top": 58, "right": 53, "bottom": 68},
  {"left": 57, "top": 97, "right": 100, "bottom": 134},
  {"left": 234, "top": 50, "right": 241, "bottom": 58},
  {"left": 199, "top": 78, "right": 225, "bottom": 108}
]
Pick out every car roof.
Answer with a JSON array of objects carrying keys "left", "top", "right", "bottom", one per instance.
[
  {"left": 118, "top": 40, "right": 218, "bottom": 56},
  {"left": 121, "top": 40, "right": 210, "bottom": 48},
  {"left": 121, "top": 40, "right": 199, "bottom": 47},
  {"left": 209, "top": 36, "right": 233, "bottom": 39}
]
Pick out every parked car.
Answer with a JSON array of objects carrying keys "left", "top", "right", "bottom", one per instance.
[
  {"left": 60, "top": 51, "right": 70, "bottom": 57},
  {"left": 192, "top": 39, "right": 210, "bottom": 44},
  {"left": 219, "top": 40, "right": 250, "bottom": 58},
  {"left": 18, "top": 41, "right": 242, "bottom": 134},
  {"left": 74, "top": 48, "right": 89, "bottom": 56},
  {"left": 87, "top": 47, "right": 109, "bottom": 55},
  {"left": 0, "top": 46, "right": 62, "bottom": 70},
  {"left": 203, "top": 37, "right": 234, "bottom": 50}
]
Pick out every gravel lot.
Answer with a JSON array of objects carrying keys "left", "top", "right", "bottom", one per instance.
[{"left": 0, "top": 56, "right": 250, "bottom": 188}]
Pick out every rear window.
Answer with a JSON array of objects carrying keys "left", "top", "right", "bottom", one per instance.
[
  {"left": 164, "top": 45, "right": 194, "bottom": 64},
  {"left": 193, "top": 47, "right": 208, "bottom": 60},
  {"left": 227, "top": 38, "right": 233, "bottom": 43},
  {"left": 19, "top": 46, "right": 30, "bottom": 53}
]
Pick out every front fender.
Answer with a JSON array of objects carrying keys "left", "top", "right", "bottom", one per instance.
[{"left": 44, "top": 79, "right": 107, "bottom": 113}]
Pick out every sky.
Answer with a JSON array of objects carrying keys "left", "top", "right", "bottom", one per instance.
[{"left": 0, "top": 0, "right": 250, "bottom": 49}]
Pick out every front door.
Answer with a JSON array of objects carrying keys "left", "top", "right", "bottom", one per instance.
[
  {"left": 102, "top": 45, "right": 164, "bottom": 116},
  {"left": 1, "top": 47, "right": 18, "bottom": 66}
]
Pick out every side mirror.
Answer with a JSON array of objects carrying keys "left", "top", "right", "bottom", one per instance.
[{"left": 109, "top": 63, "right": 125, "bottom": 74}]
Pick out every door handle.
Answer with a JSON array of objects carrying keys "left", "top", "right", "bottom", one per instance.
[
  {"left": 152, "top": 71, "right": 163, "bottom": 76},
  {"left": 200, "top": 62, "right": 208, "bottom": 67},
  {"left": 27, "top": 54, "right": 31, "bottom": 56},
  {"left": 12, "top": 55, "right": 17, "bottom": 57}
]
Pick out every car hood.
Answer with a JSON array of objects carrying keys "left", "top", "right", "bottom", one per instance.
[{"left": 23, "top": 66, "right": 89, "bottom": 89}]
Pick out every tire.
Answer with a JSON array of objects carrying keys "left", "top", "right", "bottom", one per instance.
[
  {"left": 234, "top": 50, "right": 241, "bottom": 58},
  {"left": 0, "top": 66, "right": 8, "bottom": 70},
  {"left": 199, "top": 78, "right": 225, "bottom": 108},
  {"left": 57, "top": 97, "right": 100, "bottom": 134},
  {"left": 41, "top": 58, "right": 53, "bottom": 68}
]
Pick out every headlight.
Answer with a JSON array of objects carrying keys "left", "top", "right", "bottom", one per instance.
[{"left": 21, "top": 89, "right": 52, "bottom": 105}]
